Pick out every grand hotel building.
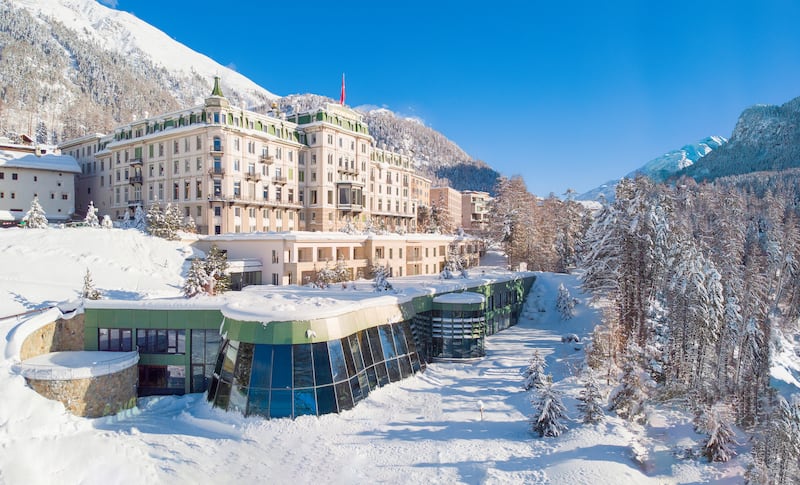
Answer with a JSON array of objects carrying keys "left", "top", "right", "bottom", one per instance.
[{"left": 60, "top": 78, "right": 430, "bottom": 235}]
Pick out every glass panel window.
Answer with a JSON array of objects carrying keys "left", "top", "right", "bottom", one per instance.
[
  {"left": 271, "top": 346, "right": 292, "bottom": 389},
  {"left": 312, "top": 342, "right": 333, "bottom": 386}
]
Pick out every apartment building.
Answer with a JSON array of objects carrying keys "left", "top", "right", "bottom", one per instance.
[
  {"left": 0, "top": 142, "right": 80, "bottom": 223},
  {"left": 430, "top": 186, "right": 463, "bottom": 231},
  {"left": 61, "top": 78, "right": 430, "bottom": 235},
  {"left": 461, "top": 190, "right": 492, "bottom": 233}
]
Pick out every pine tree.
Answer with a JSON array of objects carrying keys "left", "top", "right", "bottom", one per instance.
[
  {"left": 163, "top": 203, "right": 182, "bottom": 240},
  {"left": 183, "top": 215, "right": 197, "bottom": 233},
  {"left": 132, "top": 204, "right": 146, "bottom": 232},
  {"left": 609, "top": 349, "right": 650, "bottom": 424},
  {"left": 577, "top": 370, "right": 605, "bottom": 424},
  {"left": 531, "top": 379, "right": 568, "bottom": 437},
  {"left": 146, "top": 202, "right": 167, "bottom": 238},
  {"left": 204, "top": 244, "right": 230, "bottom": 293},
  {"left": 523, "top": 350, "right": 547, "bottom": 390},
  {"left": 183, "top": 258, "right": 210, "bottom": 297},
  {"left": 556, "top": 283, "right": 577, "bottom": 320},
  {"left": 84, "top": 201, "right": 99, "bottom": 227},
  {"left": 372, "top": 264, "right": 393, "bottom": 292},
  {"left": 696, "top": 403, "right": 738, "bottom": 463},
  {"left": 23, "top": 196, "right": 48, "bottom": 228},
  {"left": 121, "top": 208, "right": 131, "bottom": 228},
  {"left": 82, "top": 268, "right": 101, "bottom": 300}
]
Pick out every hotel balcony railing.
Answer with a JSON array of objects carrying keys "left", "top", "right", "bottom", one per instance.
[
  {"left": 273, "top": 176, "right": 288, "bottom": 185},
  {"left": 259, "top": 154, "right": 275, "bottom": 164},
  {"left": 208, "top": 167, "right": 225, "bottom": 177},
  {"left": 129, "top": 158, "right": 143, "bottom": 166},
  {"left": 128, "top": 175, "right": 143, "bottom": 185},
  {"left": 245, "top": 171, "right": 261, "bottom": 182}
]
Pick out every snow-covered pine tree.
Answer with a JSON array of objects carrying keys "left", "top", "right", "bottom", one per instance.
[
  {"left": 531, "top": 379, "right": 568, "bottom": 437},
  {"left": 609, "top": 348, "right": 651, "bottom": 424},
  {"left": 183, "top": 258, "right": 210, "bottom": 297},
  {"left": 121, "top": 208, "right": 131, "bottom": 228},
  {"left": 556, "top": 283, "right": 577, "bottom": 320},
  {"left": 23, "top": 196, "right": 48, "bottom": 228},
  {"left": 146, "top": 202, "right": 166, "bottom": 238},
  {"left": 577, "top": 369, "right": 605, "bottom": 424},
  {"left": 314, "top": 264, "right": 337, "bottom": 288},
  {"left": 333, "top": 257, "right": 350, "bottom": 283},
  {"left": 523, "top": 350, "right": 547, "bottom": 390},
  {"left": 82, "top": 268, "right": 101, "bottom": 300},
  {"left": 132, "top": 204, "right": 147, "bottom": 232},
  {"left": 204, "top": 244, "right": 230, "bottom": 293},
  {"left": 340, "top": 221, "right": 357, "bottom": 235},
  {"left": 101, "top": 215, "right": 113, "bottom": 229},
  {"left": 84, "top": 201, "right": 99, "bottom": 227},
  {"left": 696, "top": 403, "right": 738, "bottom": 463},
  {"left": 163, "top": 203, "right": 182, "bottom": 240},
  {"left": 372, "top": 264, "right": 393, "bottom": 292},
  {"left": 183, "top": 215, "right": 197, "bottom": 233}
]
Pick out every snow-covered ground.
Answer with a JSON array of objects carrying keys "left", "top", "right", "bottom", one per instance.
[{"left": 0, "top": 228, "right": 754, "bottom": 483}]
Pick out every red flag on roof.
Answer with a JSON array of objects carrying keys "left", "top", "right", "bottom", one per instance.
[{"left": 340, "top": 73, "right": 346, "bottom": 106}]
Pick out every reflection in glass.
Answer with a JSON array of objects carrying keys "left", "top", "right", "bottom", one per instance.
[
  {"left": 328, "top": 340, "right": 348, "bottom": 383},
  {"left": 294, "top": 389, "right": 317, "bottom": 416},
  {"left": 272, "top": 345, "right": 292, "bottom": 389},
  {"left": 250, "top": 344, "right": 273, "bottom": 389},
  {"left": 312, "top": 342, "right": 332, "bottom": 386},
  {"left": 293, "top": 344, "right": 313, "bottom": 388},
  {"left": 270, "top": 390, "right": 292, "bottom": 418},
  {"left": 335, "top": 381, "right": 354, "bottom": 411},
  {"left": 316, "top": 385, "right": 337, "bottom": 415}
]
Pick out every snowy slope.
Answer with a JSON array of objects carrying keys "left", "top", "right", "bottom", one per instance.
[
  {"left": 578, "top": 136, "right": 727, "bottom": 201},
  {"left": 14, "top": 0, "right": 276, "bottom": 106},
  {"left": 0, "top": 228, "right": 758, "bottom": 483}
]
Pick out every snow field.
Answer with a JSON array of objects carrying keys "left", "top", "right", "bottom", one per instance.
[{"left": 0, "top": 230, "right": 754, "bottom": 483}]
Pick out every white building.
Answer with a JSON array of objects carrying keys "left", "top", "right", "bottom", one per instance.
[{"left": 0, "top": 143, "right": 81, "bottom": 223}]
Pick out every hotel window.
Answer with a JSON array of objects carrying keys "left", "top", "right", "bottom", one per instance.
[
  {"left": 98, "top": 328, "right": 133, "bottom": 352},
  {"left": 196, "top": 136, "right": 202, "bottom": 150},
  {"left": 136, "top": 329, "right": 185, "bottom": 354},
  {"left": 298, "top": 170, "right": 304, "bottom": 182},
  {"left": 327, "top": 134, "right": 333, "bottom": 144},
  {"left": 185, "top": 159, "right": 190, "bottom": 172},
  {"left": 158, "top": 143, "right": 164, "bottom": 157},
  {"left": 311, "top": 154, "right": 316, "bottom": 164},
  {"left": 173, "top": 140, "right": 179, "bottom": 154},
  {"left": 196, "top": 206, "right": 202, "bottom": 217},
  {"left": 310, "top": 190, "right": 317, "bottom": 204},
  {"left": 234, "top": 181, "right": 241, "bottom": 197},
  {"left": 184, "top": 182, "right": 190, "bottom": 199},
  {"left": 158, "top": 183, "right": 164, "bottom": 200},
  {"left": 272, "top": 273, "right": 279, "bottom": 285},
  {"left": 214, "top": 206, "right": 221, "bottom": 216},
  {"left": 275, "top": 187, "right": 282, "bottom": 201},
  {"left": 196, "top": 158, "right": 202, "bottom": 171},
  {"left": 173, "top": 160, "right": 179, "bottom": 174},
  {"left": 196, "top": 180, "right": 202, "bottom": 198},
  {"left": 173, "top": 183, "right": 179, "bottom": 200},
  {"left": 272, "top": 250, "right": 279, "bottom": 263},
  {"left": 234, "top": 207, "right": 241, "bottom": 217}
]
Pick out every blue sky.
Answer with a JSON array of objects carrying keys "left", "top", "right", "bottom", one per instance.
[{"left": 106, "top": 0, "right": 800, "bottom": 196}]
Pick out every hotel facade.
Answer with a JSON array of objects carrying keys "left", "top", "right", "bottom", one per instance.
[{"left": 61, "top": 78, "right": 429, "bottom": 236}]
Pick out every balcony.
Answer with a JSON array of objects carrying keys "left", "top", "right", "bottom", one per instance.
[
  {"left": 129, "top": 175, "right": 143, "bottom": 185},
  {"left": 337, "top": 166, "right": 359, "bottom": 176},
  {"left": 127, "top": 199, "right": 144, "bottom": 207},
  {"left": 129, "top": 158, "right": 143, "bottom": 166},
  {"left": 208, "top": 167, "right": 225, "bottom": 178},
  {"left": 273, "top": 176, "right": 288, "bottom": 185},
  {"left": 259, "top": 154, "right": 275, "bottom": 164},
  {"left": 338, "top": 203, "right": 363, "bottom": 212},
  {"left": 245, "top": 171, "right": 261, "bottom": 182}
]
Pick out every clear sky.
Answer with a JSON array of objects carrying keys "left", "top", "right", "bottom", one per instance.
[{"left": 104, "top": 0, "right": 800, "bottom": 196}]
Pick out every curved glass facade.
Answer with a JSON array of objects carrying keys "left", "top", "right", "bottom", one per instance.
[{"left": 207, "top": 320, "right": 422, "bottom": 418}]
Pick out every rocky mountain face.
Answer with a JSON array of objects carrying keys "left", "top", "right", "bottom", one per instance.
[
  {"left": 0, "top": 0, "right": 498, "bottom": 194},
  {"left": 680, "top": 97, "right": 800, "bottom": 181}
]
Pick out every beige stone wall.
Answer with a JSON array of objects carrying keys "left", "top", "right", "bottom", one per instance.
[
  {"left": 27, "top": 364, "right": 138, "bottom": 418},
  {"left": 19, "top": 314, "right": 85, "bottom": 361}
]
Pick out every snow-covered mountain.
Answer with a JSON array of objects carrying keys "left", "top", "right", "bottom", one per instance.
[
  {"left": 578, "top": 136, "right": 727, "bottom": 201},
  {"left": 681, "top": 96, "right": 800, "bottom": 181},
  {"left": 1, "top": 0, "right": 274, "bottom": 141}
]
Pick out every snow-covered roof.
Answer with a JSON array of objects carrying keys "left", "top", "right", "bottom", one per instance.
[
  {"left": 13, "top": 351, "right": 139, "bottom": 380},
  {"left": 0, "top": 149, "right": 80, "bottom": 173},
  {"left": 433, "top": 292, "right": 485, "bottom": 304}
]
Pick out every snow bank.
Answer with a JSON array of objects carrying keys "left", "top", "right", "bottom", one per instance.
[{"left": 13, "top": 351, "right": 139, "bottom": 380}]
